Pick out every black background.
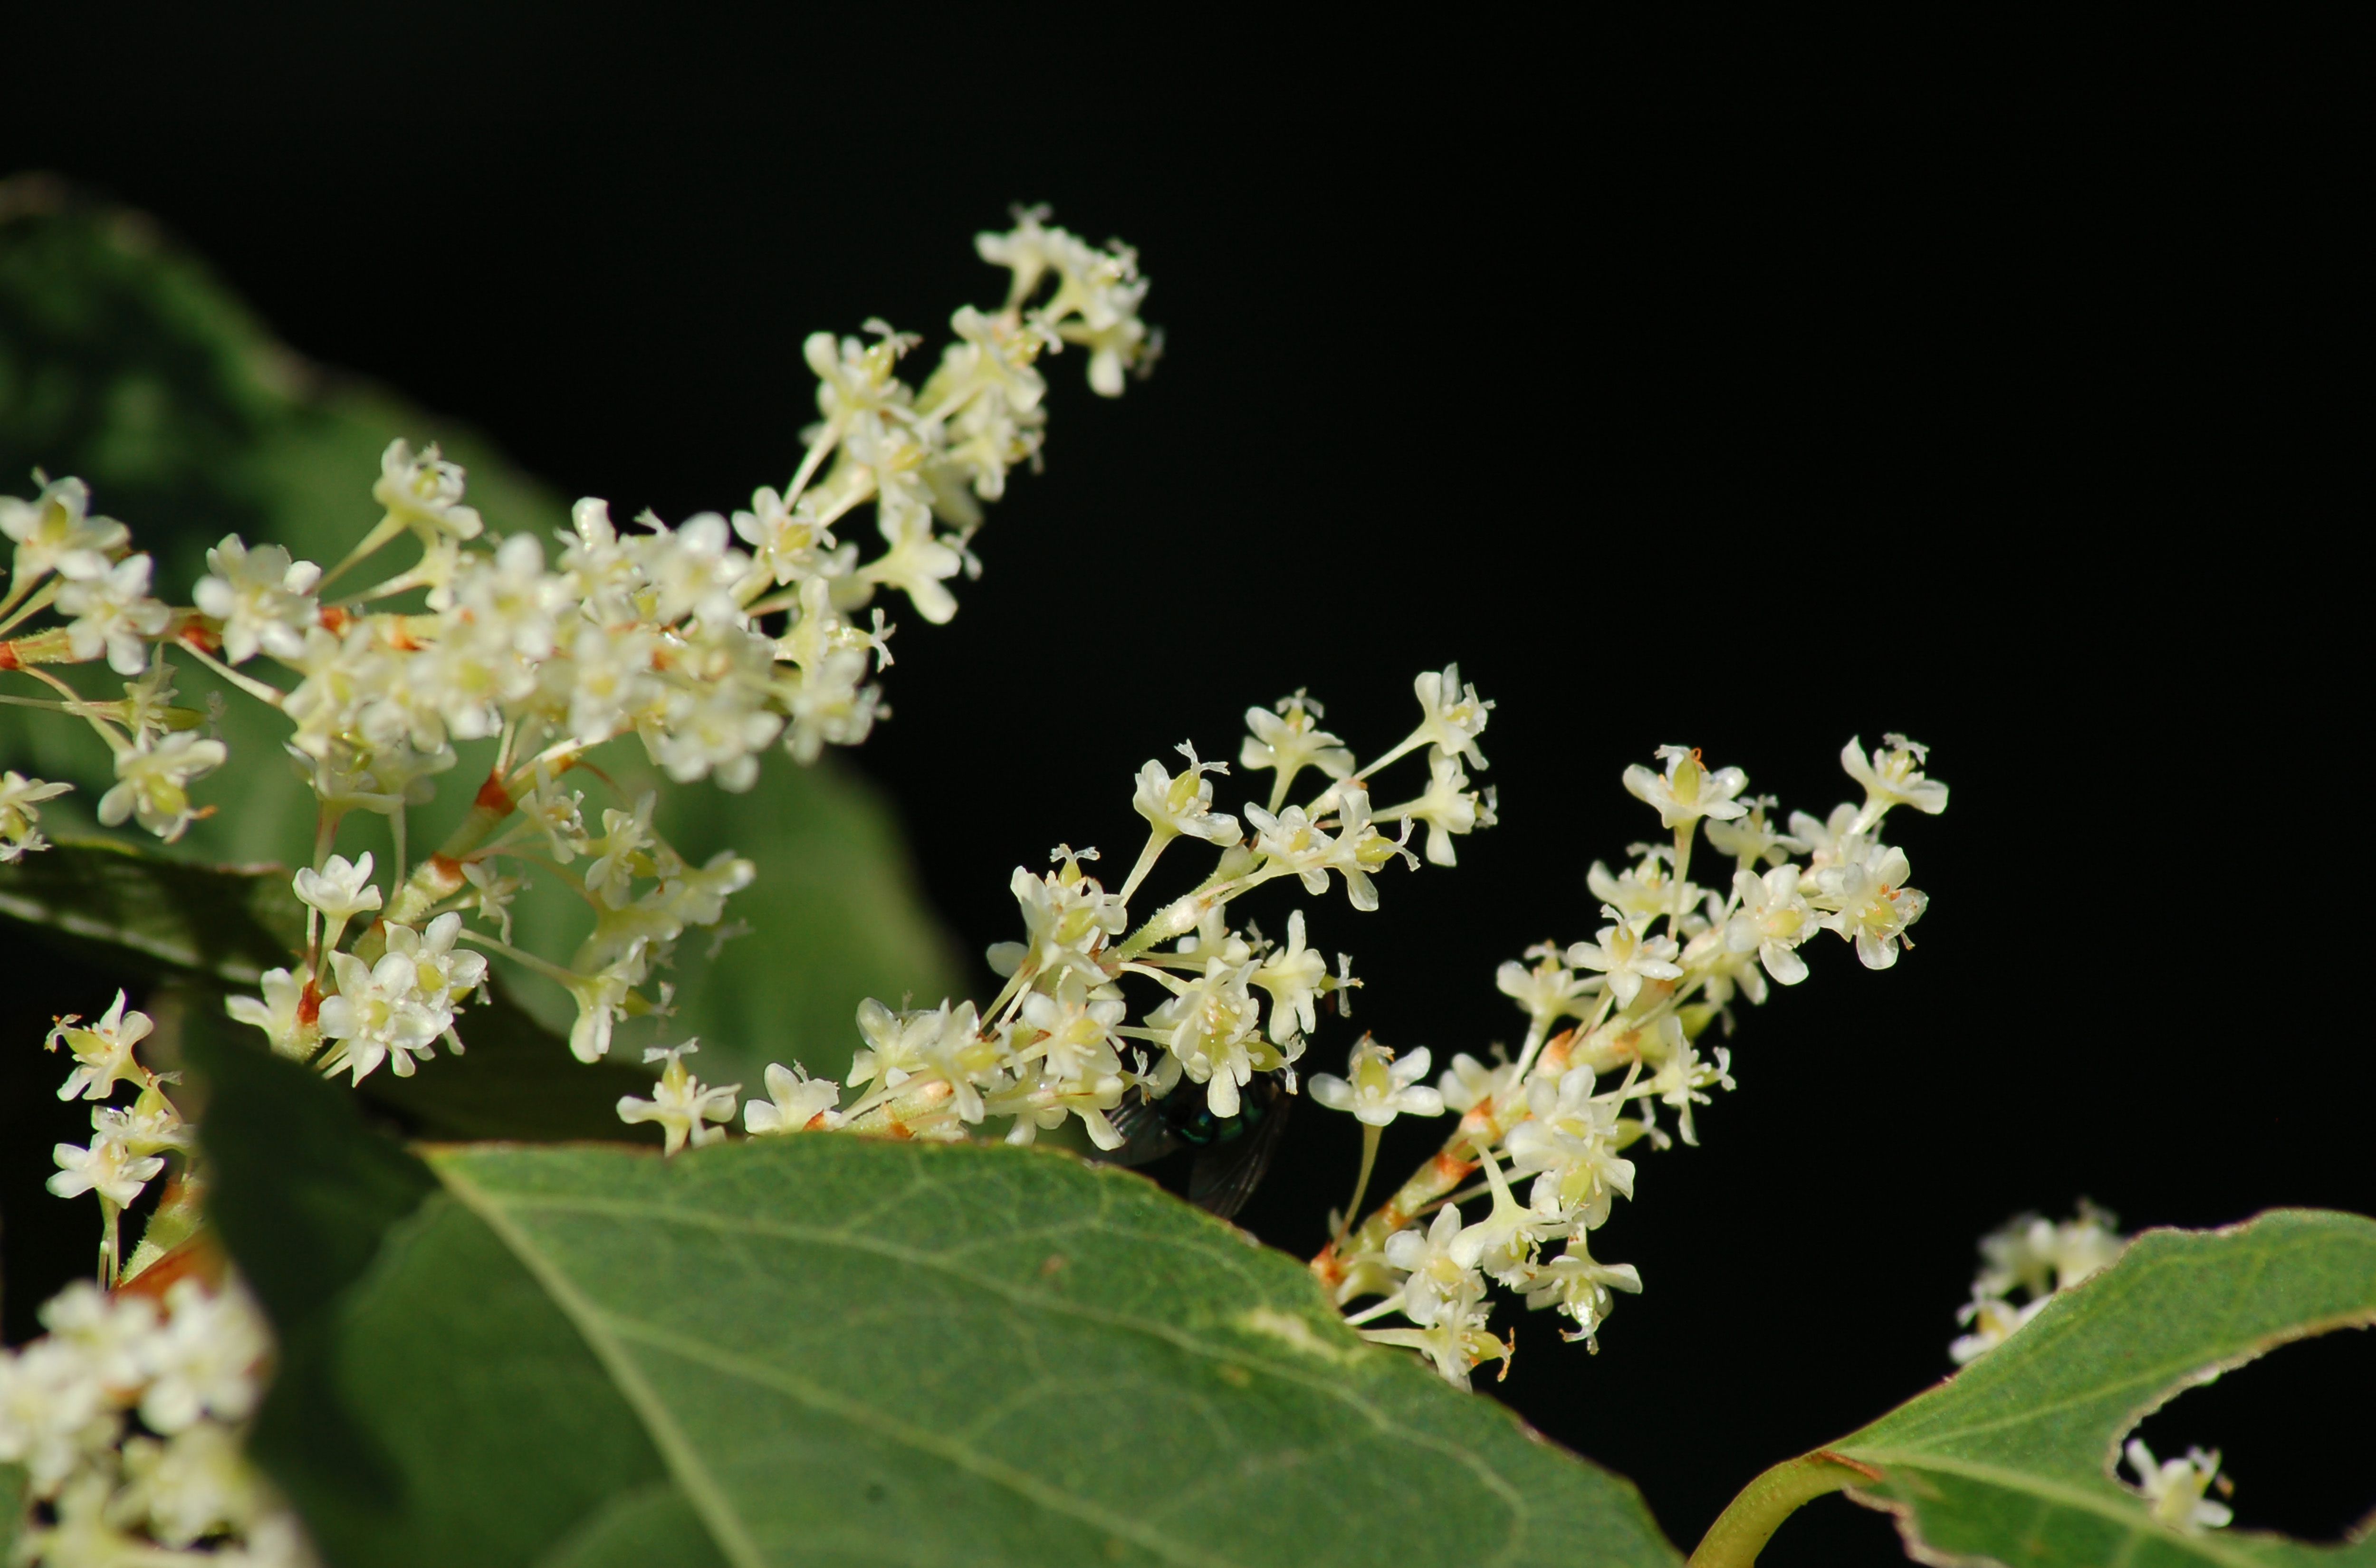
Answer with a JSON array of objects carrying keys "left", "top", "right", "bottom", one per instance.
[{"left": 5, "top": 72, "right": 2369, "bottom": 1565}]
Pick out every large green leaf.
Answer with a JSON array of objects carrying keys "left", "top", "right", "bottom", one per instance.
[
  {"left": 0, "top": 179, "right": 967, "bottom": 1088},
  {"left": 0, "top": 833, "right": 300, "bottom": 987},
  {"left": 1693, "top": 1210, "right": 2376, "bottom": 1567},
  {"left": 191, "top": 1023, "right": 1682, "bottom": 1568}
]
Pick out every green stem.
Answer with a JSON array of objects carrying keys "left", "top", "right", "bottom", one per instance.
[{"left": 1688, "top": 1450, "right": 1877, "bottom": 1567}]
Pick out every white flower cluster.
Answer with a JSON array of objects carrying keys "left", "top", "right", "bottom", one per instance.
[
  {"left": 690, "top": 669, "right": 1497, "bottom": 1154},
  {"left": 1948, "top": 1202, "right": 2127, "bottom": 1364},
  {"left": 0, "top": 1276, "right": 313, "bottom": 1566},
  {"left": 1321, "top": 736, "right": 1949, "bottom": 1387},
  {"left": 40, "top": 993, "right": 194, "bottom": 1282},
  {"left": 3, "top": 212, "right": 1150, "bottom": 1088}
]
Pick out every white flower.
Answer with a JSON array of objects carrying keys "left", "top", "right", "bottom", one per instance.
[
  {"left": 562, "top": 941, "right": 649, "bottom": 1062},
  {"left": 1639, "top": 1021, "right": 1733, "bottom": 1147},
  {"left": 1724, "top": 864, "right": 1818, "bottom": 985},
  {"left": 1131, "top": 743, "right": 1241, "bottom": 845},
  {"left": 1704, "top": 796, "right": 1808, "bottom": 869},
  {"left": 617, "top": 1042, "right": 740, "bottom": 1155},
  {"left": 915, "top": 1002, "right": 999, "bottom": 1124},
  {"left": 1811, "top": 840, "right": 1927, "bottom": 969},
  {"left": 630, "top": 510, "right": 749, "bottom": 628},
  {"left": 118, "top": 1422, "right": 264, "bottom": 1547},
  {"left": 1140, "top": 959, "right": 1279, "bottom": 1118},
  {"left": 1949, "top": 1291, "right": 2047, "bottom": 1364},
  {"left": 858, "top": 509, "right": 963, "bottom": 625},
  {"left": 116, "top": 655, "right": 185, "bottom": 742},
  {"left": 57, "top": 551, "right": 171, "bottom": 675},
  {"left": 1586, "top": 846, "right": 1690, "bottom": 929},
  {"left": 1974, "top": 1205, "right": 2128, "bottom": 1300},
  {"left": 1842, "top": 733, "right": 1949, "bottom": 829},
  {"left": 1016, "top": 975, "right": 1127, "bottom": 1084},
  {"left": 384, "top": 911, "right": 488, "bottom": 1017},
  {"left": 460, "top": 859, "right": 524, "bottom": 945},
  {"left": 315, "top": 947, "right": 448, "bottom": 1084},
  {"left": 1, "top": 475, "right": 127, "bottom": 583},
  {"left": 647, "top": 621, "right": 784, "bottom": 791},
  {"left": 584, "top": 794, "right": 657, "bottom": 907},
  {"left": 0, "top": 1337, "right": 112, "bottom": 1495},
  {"left": 1382, "top": 1205, "right": 1484, "bottom": 1328},
  {"left": 1243, "top": 800, "right": 1337, "bottom": 897},
  {"left": 1238, "top": 691, "right": 1353, "bottom": 800},
  {"left": 1565, "top": 914, "right": 1683, "bottom": 1009},
  {"left": 373, "top": 439, "right": 483, "bottom": 540},
  {"left": 1393, "top": 747, "right": 1495, "bottom": 866},
  {"left": 563, "top": 622, "right": 663, "bottom": 746},
  {"left": 0, "top": 770, "right": 73, "bottom": 862},
  {"left": 99, "top": 1083, "right": 192, "bottom": 1160},
  {"left": 1449, "top": 1149, "right": 1555, "bottom": 1281},
  {"left": 1518, "top": 1244, "right": 1643, "bottom": 1344},
  {"left": 648, "top": 849, "right": 756, "bottom": 931},
  {"left": 1308, "top": 1039, "right": 1444, "bottom": 1128},
  {"left": 192, "top": 535, "right": 323, "bottom": 663},
  {"left": 1495, "top": 943, "right": 1596, "bottom": 1035},
  {"left": 38, "top": 1279, "right": 157, "bottom": 1387},
  {"left": 984, "top": 858, "right": 1124, "bottom": 984},
  {"left": 2122, "top": 1439, "right": 2232, "bottom": 1531},
  {"left": 1318, "top": 784, "right": 1417, "bottom": 912},
  {"left": 1410, "top": 663, "right": 1493, "bottom": 770},
  {"left": 140, "top": 1279, "right": 269, "bottom": 1434},
  {"left": 732, "top": 485, "right": 840, "bottom": 586},
  {"left": 1436, "top": 1052, "right": 1521, "bottom": 1116},
  {"left": 744, "top": 1062, "right": 845, "bottom": 1134},
  {"left": 1504, "top": 1066, "right": 1636, "bottom": 1230},
  {"left": 96, "top": 730, "right": 228, "bottom": 843},
  {"left": 1251, "top": 908, "right": 1334, "bottom": 1044},
  {"left": 1622, "top": 744, "right": 1748, "bottom": 830},
  {"left": 43, "top": 990, "right": 153, "bottom": 1102},
  {"left": 49, "top": 1129, "right": 164, "bottom": 1208},
  {"left": 1786, "top": 801, "right": 1862, "bottom": 873},
  {"left": 848, "top": 1000, "right": 931, "bottom": 1089},
  {"left": 1358, "top": 1298, "right": 1511, "bottom": 1391},
  {"left": 293, "top": 851, "right": 382, "bottom": 927},
  {"left": 225, "top": 967, "right": 319, "bottom": 1061}
]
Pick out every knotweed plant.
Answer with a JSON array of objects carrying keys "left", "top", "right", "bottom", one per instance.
[{"left": 3, "top": 202, "right": 2300, "bottom": 1566}]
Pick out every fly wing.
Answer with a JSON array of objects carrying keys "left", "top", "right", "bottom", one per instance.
[
  {"left": 1099, "top": 1087, "right": 1182, "bottom": 1169},
  {"left": 1186, "top": 1087, "right": 1292, "bottom": 1220}
]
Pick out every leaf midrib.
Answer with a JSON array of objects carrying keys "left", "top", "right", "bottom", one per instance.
[
  {"left": 437, "top": 1166, "right": 767, "bottom": 1568},
  {"left": 470, "top": 1186, "right": 1542, "bottom": 1541}
]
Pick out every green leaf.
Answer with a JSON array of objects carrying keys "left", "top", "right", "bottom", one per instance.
[
  {"left": 0, "top": 178, "right": 968, "bottom": 1091},
  {"left": 192, "top": 1026, "right": 1682, "bottom": 1568},
  {"left": 0, "top": 834, "right": 302, "bottom": 986},
  {"left": 1693, "top": 1210, "right": 2376, "bottom": 1567},
  {"left": 0, "top": 1463, "right": 22, "bottom": 1561}
]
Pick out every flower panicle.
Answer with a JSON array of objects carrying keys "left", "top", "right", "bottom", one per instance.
[{"left": 1319, "top": 736, "right": 1947, "bottom": 1387}]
